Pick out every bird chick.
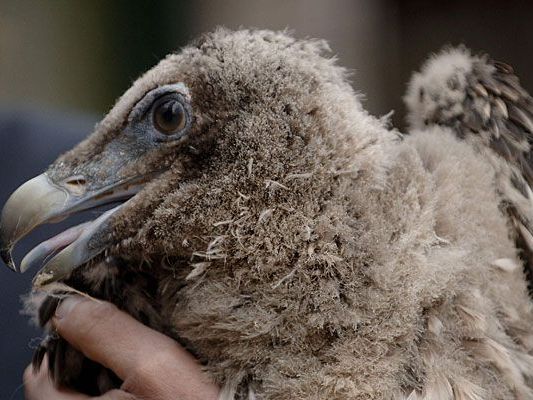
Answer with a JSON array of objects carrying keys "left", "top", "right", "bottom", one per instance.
[
  {"left": 405, "top": 46, "right": 533, "bottom": 290},
  {"left": 3, "top": 30, "right": 533, "bottom": 399}
]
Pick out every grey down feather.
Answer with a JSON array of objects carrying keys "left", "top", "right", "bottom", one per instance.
[
  {"left": 405, "top": 46, "right": 533, "bottom": 294},
  {"left": 8, "top": 31, "right": 533, "bottom": 399}
]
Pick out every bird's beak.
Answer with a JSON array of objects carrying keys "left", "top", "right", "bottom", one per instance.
[
  {"left": 0, "top": 172, "right": 151, "bottom": 287},
  {"left": 0, "top": 174, "right": 69, "bottom": 271}
]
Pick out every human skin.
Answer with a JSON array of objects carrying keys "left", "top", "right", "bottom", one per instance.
[{"left": 23, "top": 296, "right": 220, "bottom": 400}]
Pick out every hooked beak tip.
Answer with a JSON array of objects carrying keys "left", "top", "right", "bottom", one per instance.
[
  {"left": 0, "top": 173, "right": 69, "bottom": 273},
  {"left": 0, "top": 247, "right": 16, "bottom": 272}
]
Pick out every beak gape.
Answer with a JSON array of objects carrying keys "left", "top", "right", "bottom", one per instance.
[{"left": 0, "top": 172, "right": 146, "bottom": 287}]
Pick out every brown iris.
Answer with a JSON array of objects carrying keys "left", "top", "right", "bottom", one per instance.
[{"left": 153, "top": 98, "right": 186, "bottom": 134}]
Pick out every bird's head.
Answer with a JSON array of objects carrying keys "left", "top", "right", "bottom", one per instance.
[
  {"left": 405, "top": 46, "right": 474, "bottom": 130},
  {"left": 1, "top": 29, "right": 390, "bottom": 287}
]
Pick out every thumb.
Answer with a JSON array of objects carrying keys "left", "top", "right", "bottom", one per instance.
[
  {"left": 52, "top": 296, "right": 219, "bottom": 400},
  {"left": 52, "top": 295, "right": 178, "bottom": 380}
]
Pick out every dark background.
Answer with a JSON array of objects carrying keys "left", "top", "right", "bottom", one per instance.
[{"left": 2, "top": 1, "right": 533, "bottom": 398}]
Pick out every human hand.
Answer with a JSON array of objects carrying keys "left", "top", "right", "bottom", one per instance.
[{"left": 23, "top": 296, "right": 220, "bottom": 400}]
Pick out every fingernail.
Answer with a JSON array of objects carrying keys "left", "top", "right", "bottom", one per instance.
[{"left": 54, "top": 296, "right": 82, "bottom": 319}]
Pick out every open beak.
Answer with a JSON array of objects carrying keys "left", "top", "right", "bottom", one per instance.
[{"left": 0, "top": 173, "right": 150, "bottom": 287}]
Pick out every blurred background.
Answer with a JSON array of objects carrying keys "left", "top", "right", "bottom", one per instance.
[{"left": 2, "top": 0, "right": 533, "bottom": 398}]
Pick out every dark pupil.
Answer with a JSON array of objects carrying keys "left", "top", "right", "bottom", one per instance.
[{"left": 154, "top": 100, "right": 185, "bottom": 134}]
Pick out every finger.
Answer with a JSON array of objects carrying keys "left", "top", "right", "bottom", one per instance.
[
  {"left": 24, "top": 357, "right": 136, "bottom": 400},
  {"left": 23, "top": 358, "right": 90, "bottom": 400},
  {"left": 52, "top": 296, "right": 182, "bottom": 379},
  {"left": 96, "top": 389, "right": 137, "bottom": 400},
  {"left": 52, "top": 296, "right": 219, "bottom": 399}
]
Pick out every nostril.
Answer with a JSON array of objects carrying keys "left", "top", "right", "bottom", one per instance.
[
  {"left": 66, "top": 178, "right": 86, "bottom": 186},
  {"left": 63, "top": 176, "right": 87, "bottom": 196}
]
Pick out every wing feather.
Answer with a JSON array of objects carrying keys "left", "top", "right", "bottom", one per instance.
[
  {"left": 409, "top": 49, "right": 533, "bottom": 291},
  {"left": 464, "top": 58, "right": 533, "bottom": 192},
  {"left": 469, "top": 57, "right": 533, "bottom": 290}
]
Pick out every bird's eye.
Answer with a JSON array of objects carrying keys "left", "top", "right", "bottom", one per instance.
[{"left": 153, "top": 97, "right": 187, "bottom": 134}]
